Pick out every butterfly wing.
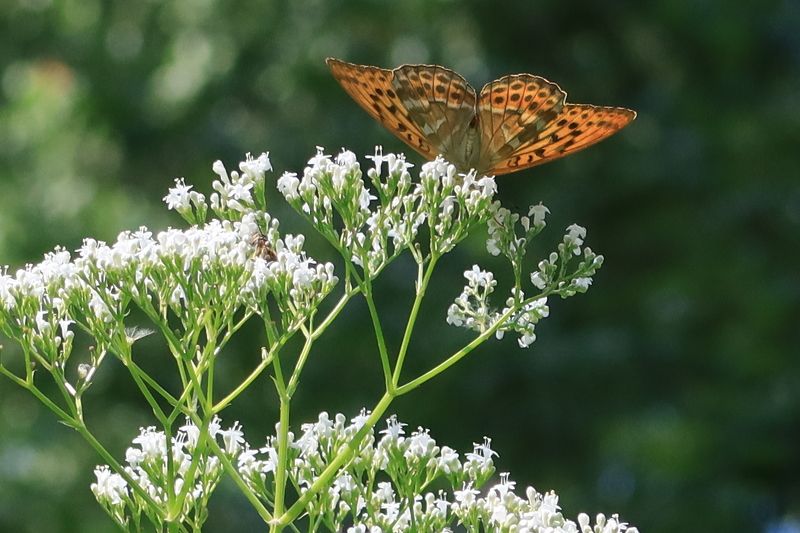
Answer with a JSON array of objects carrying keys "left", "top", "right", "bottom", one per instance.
[
  {"left": 327, "top": 58, "right": 437, "bottom": 159},
  {"left": 327, "top": 58, "right": 477, "bottom": 165},
  {"left": 487, "top": 104, "right": 636, "bottom": 175},
  {"left": 328, "top": 59, "right": 636, "bottom": 176},
  {"left": 475, "top": 74, "right": 635, "bottom": 175},
  {"left": 475, "top": 74, "right": 568, "bottom": 174},
  {"left": 391, "top": 64, "right": 477, "bottom": 168}
]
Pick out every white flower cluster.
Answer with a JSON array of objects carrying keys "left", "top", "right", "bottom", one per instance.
[
  {"left": 448, "top": 214, "right": 603, "bottom": 348},
  {"left": 278, "top": 147, "right": 498, "bottom": 274},
  {"left": 162, "top": 178, "right": 205, "bottom": 215},
  {"left": 91, "top": 418, "right": 243, "bottom": 530},
  {"left": 486, "top": 205, "right": 549, "bottom": 263},
  {"left": 231, "top": 411, "right": 637, "bottom": 532},
  {"left": 0, "top": 154, "right": 336, "bottom": 390},
  {"left": 530, "top": 224, "right": 603, "bottom": 298},
  {"left": 210, "top": 153, "right": 271, "bottom": 215},
  {"left": 447, "top": 266, "right": 550, "bottom": 348},
  {"left": 164, "top": 152, "right": 270, "bottom": 224},
  {"left": 0, "top": 146, "right": 622, "bottom": 532}
]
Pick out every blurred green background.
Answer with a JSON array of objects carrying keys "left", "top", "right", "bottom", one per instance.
[{"left": 1, "top": 0, "right": 798, "bottom": 531}]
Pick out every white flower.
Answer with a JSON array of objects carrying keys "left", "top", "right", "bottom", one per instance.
[
  {"left": 565, "top": 223, "right": 586, "bottom": 253},
  {"left": 379, "top": 415, "right": 406, "bottom": 440},
  {"left": 130, "top": 426, "right": 167, "bottom": 462},
  {"left": 91, "top": 466, "right": 128, "bottom": 506},
  {"left": 219, "top": 421, "right": 245, "bottom": 455},
  {"left": 529, "top": 204, "right": 550, "bottom": 227},
  {"left": 308, "top": 146, "right": 331, "bottom": 169},
  {"left": 239, "top": 152, "right": 272, "bottom": 179},
  {"left": 366, "top": 145, "right": 386, "bottom": 174},
  {"left": 227, "top": 410, "right": 636, "bottom": 532},
  {"left": 476, "top": 175, "right": 497, "bottom": 197},
  {"left": 34, "top": 309, "right": 50, "bottom": 334},
  {"left": 438, "top": 446, "right": 461, "bottom": 474},
  {"left": 466, "top": 437, "right": 497, "bottom": 466},
  {"left": 486, "top": 236, "right": 502, "bottom": 256},
  {"left": 277, "top": 172, "right": 300, "bottom": 199},
  {"left": 463, "top": 265, "right": 494, "bottom": 289},
  {"left": 454, "top": 483, "right": 480, "bottom": 506},
  {"left": 163, "top": 178, "right": 194, "bottom": 210},
  {"left": 531, "top": 271, "right": 547, "bottom": 290},
  {"left": 518, "top": 331, "right": 536, "bottom": 348},
  {"left": 407, "top": 429, "right": 437, "bottom": 460},
  {"left": 89, "top": 291, "right": 115, "bottom": 323},
  {"left": 227, "top": 181, "right": 254, "bottom": 202},
  {"left": 336, "top": 149, "right": 358, "bottom": 168},
  {"left": 212, "top": 160, "right": 229, "bottom": 184}
]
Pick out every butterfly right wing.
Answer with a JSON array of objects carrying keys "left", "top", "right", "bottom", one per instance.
[
  {"left": 475, "top": 74, "right": 567, "bottom": 174},
  {"left": 487, "top": 104, "right": 636, "bottom": 175},
  {"left": 327, "top": 58, "right": 440, "bottom": 160},
  {"left": 475, "top": 73, "right": 635, "bottom": 175}
]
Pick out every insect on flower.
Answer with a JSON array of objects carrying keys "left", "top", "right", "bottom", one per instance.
[
  {"left": 327, "top": 58, "right": 636, "bottom": 176},
  {"left": 250, "top": 232, "right": 277, "bottom": 262}
]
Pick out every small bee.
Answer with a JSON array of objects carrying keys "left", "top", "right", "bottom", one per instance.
[{"left": 250, "top": 232, "right": 278, "bottom": 262}]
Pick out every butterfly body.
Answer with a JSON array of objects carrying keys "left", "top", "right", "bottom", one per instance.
[
  {"left": 460, "top": 124, "right": 481, "bottom": 171},
  {"left": 326, "top": 58, "right": 635, "bottom": 176}
]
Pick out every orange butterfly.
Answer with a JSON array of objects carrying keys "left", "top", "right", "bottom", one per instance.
[{"left": 326, "top": 58, "right": 636, "bottom": 176}]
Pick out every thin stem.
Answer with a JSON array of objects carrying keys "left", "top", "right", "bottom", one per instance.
[
  {"left": 272, "top": 395, "right": 291, "bottom": 532},
  {"left": 275, "top": 392, "right": 395, "bottom": 527},
  {"left": 270, "top": 349, "right": 291, "bottom": 532},
  {"left": 120, "top": 360, "right": 189, "bottom": 421},
  {"left": 190, "top": 412, "right": 274, "bottom": 524},
  {"left": 392, "top": 254, "right": 438, "bottom": 386},
  {"left": 212, "top": 345, "right": 277, "bottom": 414},
  {"left": 169, "top": 415, "right": 211, "bottom": 520},
  {"left": 0, "top": 364, "right": 72, "bottom": 420},
  {"left": 396, "top": 292, "right": 551, "bottom": 395},
  {"left": 286, "top": 326, "right": 314, "bottom": 396},
  {"left": 310, "top": 287, "right": 360, "bottom": 342},
  {"left": 71, "top": 418, "right": 162, "bottom": 511},
  {"left": 124, "top": 355, "right": 169, "bottom": 423},
  {"left": 360, "top": 276, "right": 393, "bottom": 392}
]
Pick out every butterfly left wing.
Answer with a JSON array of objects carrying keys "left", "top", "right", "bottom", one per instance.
[
  {"left": 486, "top": 104, "right": 636, "bottom": 175},
  {"left": 327, "top": 58, "right": 440, "bottom": 160}
]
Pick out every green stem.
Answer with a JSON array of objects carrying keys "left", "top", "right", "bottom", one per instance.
[
  {"left": 360, "top": 276, "right": 393, "bottom": 392},
  {"left": 125, "top": 355, "right": 169, "bottom": 423},
  {"left": 270, "top": 349, "right": 291, "bottom": 532},
  {"left": 310, "top": 287, "right": 360, "bottom": 342},
  {"left": 213, "top": 345, "right": 277, "bottom": 414},
  {"left": 190, "top": 412, "right": 274, "bottom": 524},
  {"left": 72, "top": 417, "right": 162, "bottom": 511},
  {"left": 0, "top": 364, "right": 72, "bottom": 420},
  {"left": 396, "top": 292, "right": 550, "bottom": 395},
  {"left": 121, "top": 360, "right": 187, "bottom": 419},
  {"left": 271, "top": 395, "right": 291, "bottom": 532},
  {"left": 392, "top": 254, "right": 438, "bottom": 386},
  {"left": 169, "top": 415, "right": 211, "bottom": 520},
  {"left": 287, "top": 327, "right": 314, "bottom": 396},
  {"left": 274, "top": 392, "right": 395, "bottom": 527},
  {"left": 134, "top": 290, "right": 191, "bottom": 391}
]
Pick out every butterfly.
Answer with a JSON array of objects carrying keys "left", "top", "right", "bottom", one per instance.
[{"left": 326, "top": 58, "right": 636, "bottom": 176}]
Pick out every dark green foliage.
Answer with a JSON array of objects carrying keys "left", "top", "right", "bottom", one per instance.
[{"left": 0, "top": 1, "right": 797, "bottom": 531}]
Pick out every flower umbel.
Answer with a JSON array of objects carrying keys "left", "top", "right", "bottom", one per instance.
[
  {"left": 231, "top": 411, "right": 639, "bottom": 533},
  {"left": 0, "top": 147, "right": 631, "bottom": 532}
]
